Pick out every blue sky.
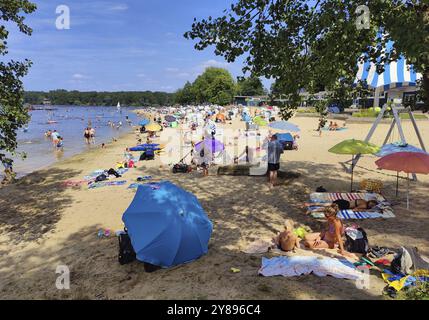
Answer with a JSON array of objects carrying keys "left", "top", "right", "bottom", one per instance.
[{"left": 5, "top": 0, "right": 269, "bottom": 93}]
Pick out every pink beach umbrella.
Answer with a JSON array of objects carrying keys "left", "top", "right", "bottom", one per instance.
[{"left": 375, "top": 152, "right": 429, "bottom": 209}]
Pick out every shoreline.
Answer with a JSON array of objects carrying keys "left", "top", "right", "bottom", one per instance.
[{"left": 2, "top": 125, "right": 139, "bottom": 183}]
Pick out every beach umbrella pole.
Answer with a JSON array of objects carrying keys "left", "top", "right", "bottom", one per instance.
[
  {"left": 396, "top": 172, "right": 399, "bottom": 198},
  {"left": 350, "top": 155, "right": 354, "bottom": 192},
  {"left": 407, "top": 173, "right": 410, "bottom": 210}
]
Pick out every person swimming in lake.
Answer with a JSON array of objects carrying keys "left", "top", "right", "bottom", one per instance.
[
  {"left": 303, "top": 204, "right": 349, "bottom": 256},
  {"left": 305, "top": 199, "right": 379, "bottom": 213}
]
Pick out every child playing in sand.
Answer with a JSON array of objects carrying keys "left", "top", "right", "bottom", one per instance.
[
  {"left": 272, "top": 220, "right": 300, "bottom": 252},
  {"left": 304, "top": 204, "right": 349, "bottom": 256}
]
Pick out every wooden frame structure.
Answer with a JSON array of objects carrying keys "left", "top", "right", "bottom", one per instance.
[{"left": 352, "top": 103, "right": 427, "bottom": 181}]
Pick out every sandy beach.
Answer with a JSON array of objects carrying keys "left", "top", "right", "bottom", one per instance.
[{"left": 0, "top": 114, "right": 428, "bottom": 300}]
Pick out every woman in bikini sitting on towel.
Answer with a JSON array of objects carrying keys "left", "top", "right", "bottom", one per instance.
[
  {"left": 304, "top": 204, "right": 349, "bottom": 256},
  {"left": 305, "top": 199, "right": 378, "bottom": 213}
]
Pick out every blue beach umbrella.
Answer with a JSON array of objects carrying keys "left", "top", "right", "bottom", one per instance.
[
  {"left": 269, "top": 121, "right": 300, "bottom": 132},
  {"left": 376, "top": 143, "right": 428, "bottom": 158},
  {"left": 129, "top": 144, "right": 160, "bottom": 152},
  {"left": 122, "top": 181, "right": 213, "bottom": 268},
  {"left": 139, "top": 118, "right": 150, "bottom": 126}
]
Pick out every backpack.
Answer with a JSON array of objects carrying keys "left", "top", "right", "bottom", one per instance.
[
  {"left": 345, "top": 227, "right": 369, "bottom": 254},
  {"left": 118, "top": 231, "right": 136, "bottom": 265},
  {"left": 316, "top": 186, "right": 327, "bottom": 192},
  {"left": 391, "top": 246, "right": 429, "bottom": 275}
]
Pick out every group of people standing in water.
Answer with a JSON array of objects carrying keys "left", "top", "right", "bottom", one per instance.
[
  {"left": 45, "top": 129, "right": 64, "bottom": 151},
  {"left": 84, "top": 127, "right": 96, "bottom": 145}
]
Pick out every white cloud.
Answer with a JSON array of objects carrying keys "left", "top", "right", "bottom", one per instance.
[
  {"left": 165, "top": 67, "right": 180, "bottom": 73},
  {"left": 108, "top": 4, "right": 129, "bottom": 11},
  {"left": 72, "top": 73, "right": 89, "bottom": 79},
  {"left": 137, "top": 73, "right": 147, "bottom": 78},
  {"left": 201, "top": 59, "right": 229, "bottom": 69}
]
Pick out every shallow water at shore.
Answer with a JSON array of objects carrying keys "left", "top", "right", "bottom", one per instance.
[{"left": 7, "top": 105, "right": 144, "bottom": 177}]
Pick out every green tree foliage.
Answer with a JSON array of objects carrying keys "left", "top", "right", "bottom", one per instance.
[
  {"left": 1, "top": 0, "right": 37, "bottom": 166},
  {"left": 185, "top": 0, "right": 429, "bottom": 116},
  {"left": 237, "top": 76, "right": 265, "bottom": 96},
  {"left": 175, "top": 81, "right": 195, "bottom": 105},
  {"left": 175, "top": 67, "right": 236, "bottom": 105},
  {"left": 24, "top": 90, "right": 175, "bottom": 107}
]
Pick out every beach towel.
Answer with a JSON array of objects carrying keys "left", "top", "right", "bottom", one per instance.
[
  {"left": 382, "top": 269, "right": 429, "bottom": 292},
  {"left": 258, "top": 256, "right": 363, "bottom": 280},
  {"left": 308, "top": 192, "right": 395, "bottom": 219},
  {"left": 322, "top": 127, "right": 348, "bottom": 131},
  {"left": 88, "top": 180, "right": 127, "bottom": 189}
]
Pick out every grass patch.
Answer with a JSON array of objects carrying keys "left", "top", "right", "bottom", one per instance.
[
  {"left": 396, "top": 282, "right": 429, "bottom": 300},
  {"left": 296, "top": 108, "right": 317, "bottom": 113},
  {"left": 352, "top": 110, "right": 427, "bottom": 119}
]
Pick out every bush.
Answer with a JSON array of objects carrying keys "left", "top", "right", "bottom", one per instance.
[{"left": 352, "top": 109, "right": 381, "bottom": 118}]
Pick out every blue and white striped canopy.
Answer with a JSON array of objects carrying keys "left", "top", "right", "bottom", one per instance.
[{"left": 356, "top": 57, "right": 422, "bottom": 91}]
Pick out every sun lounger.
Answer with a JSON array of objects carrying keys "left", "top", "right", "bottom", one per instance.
[{"left": 308, "top": 192, "right": 395, "bottom": 219}]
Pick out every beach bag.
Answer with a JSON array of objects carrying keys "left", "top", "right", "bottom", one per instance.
[
  {"left": 316, "top": 186, "right": 327, "bottom": 192},
  {"left": 172, "top": 163, "right": 189, "bottom": 174},
  {"left": 118, "top": 231, "right": 136, "bottom": 265},
  {"left": 345, "top": 227, "right": 369, "bottom": 254},
  {"left": 145, "top": 149, "right": 155, "bottom": 160},
  {"left": 391, "top": 246, "right": 429, "bottom": 275}
]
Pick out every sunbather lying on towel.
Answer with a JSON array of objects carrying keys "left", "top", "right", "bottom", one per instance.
[
  {"left": 305, "top": 199, "right": 378, "bottom": 213},
  {"left": 272, "top": 220, "right": 300, "bottom": 252},
  {"left": 304, "top": 204, "right": 351, "bottom": 257}
]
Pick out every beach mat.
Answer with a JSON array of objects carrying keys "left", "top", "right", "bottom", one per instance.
[
  {"left": 322, "top": 127, "right": 348, "bottom": 131},
  {"left": 88, "top": 180, "right": 127, "bottom": 189},
  {"left": 307, "top": 192, "right": 395, "bottom": 219},
  {"left": 217, "top": 165, "right": 251, "bottom": 176}
]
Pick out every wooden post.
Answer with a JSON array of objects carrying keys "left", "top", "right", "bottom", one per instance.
[
  {"left": 383, "top": 118, "right": 396, "bottom": 146},
  {"left": 408, "top": 108, "right": 427, "bottom": 152},
  {"left": 352, "top": 103, "right": 388, "bottom": 169},
  {"left": 391, "top": 106, "right": 406, "bottom": 144}
]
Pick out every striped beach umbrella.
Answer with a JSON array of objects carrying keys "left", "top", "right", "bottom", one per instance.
[{"left": 355, "top": 42, "right": 422, "bottom": 91}]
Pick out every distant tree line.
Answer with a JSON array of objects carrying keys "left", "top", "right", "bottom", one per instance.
[
  {"left": 175, "top": 67, "right": 266, "bottom": 105},
  {"left": 24, "top": 90, "right": 175, "bottom": 107}
]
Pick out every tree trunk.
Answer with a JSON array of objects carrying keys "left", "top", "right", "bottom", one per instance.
[{"left": 423, "top": 68, "right": 429, "bottom": 113}]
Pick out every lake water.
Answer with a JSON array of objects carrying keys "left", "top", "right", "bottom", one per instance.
[{"left": 6, "top": 105, "right": 144, "bottom": 178}]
